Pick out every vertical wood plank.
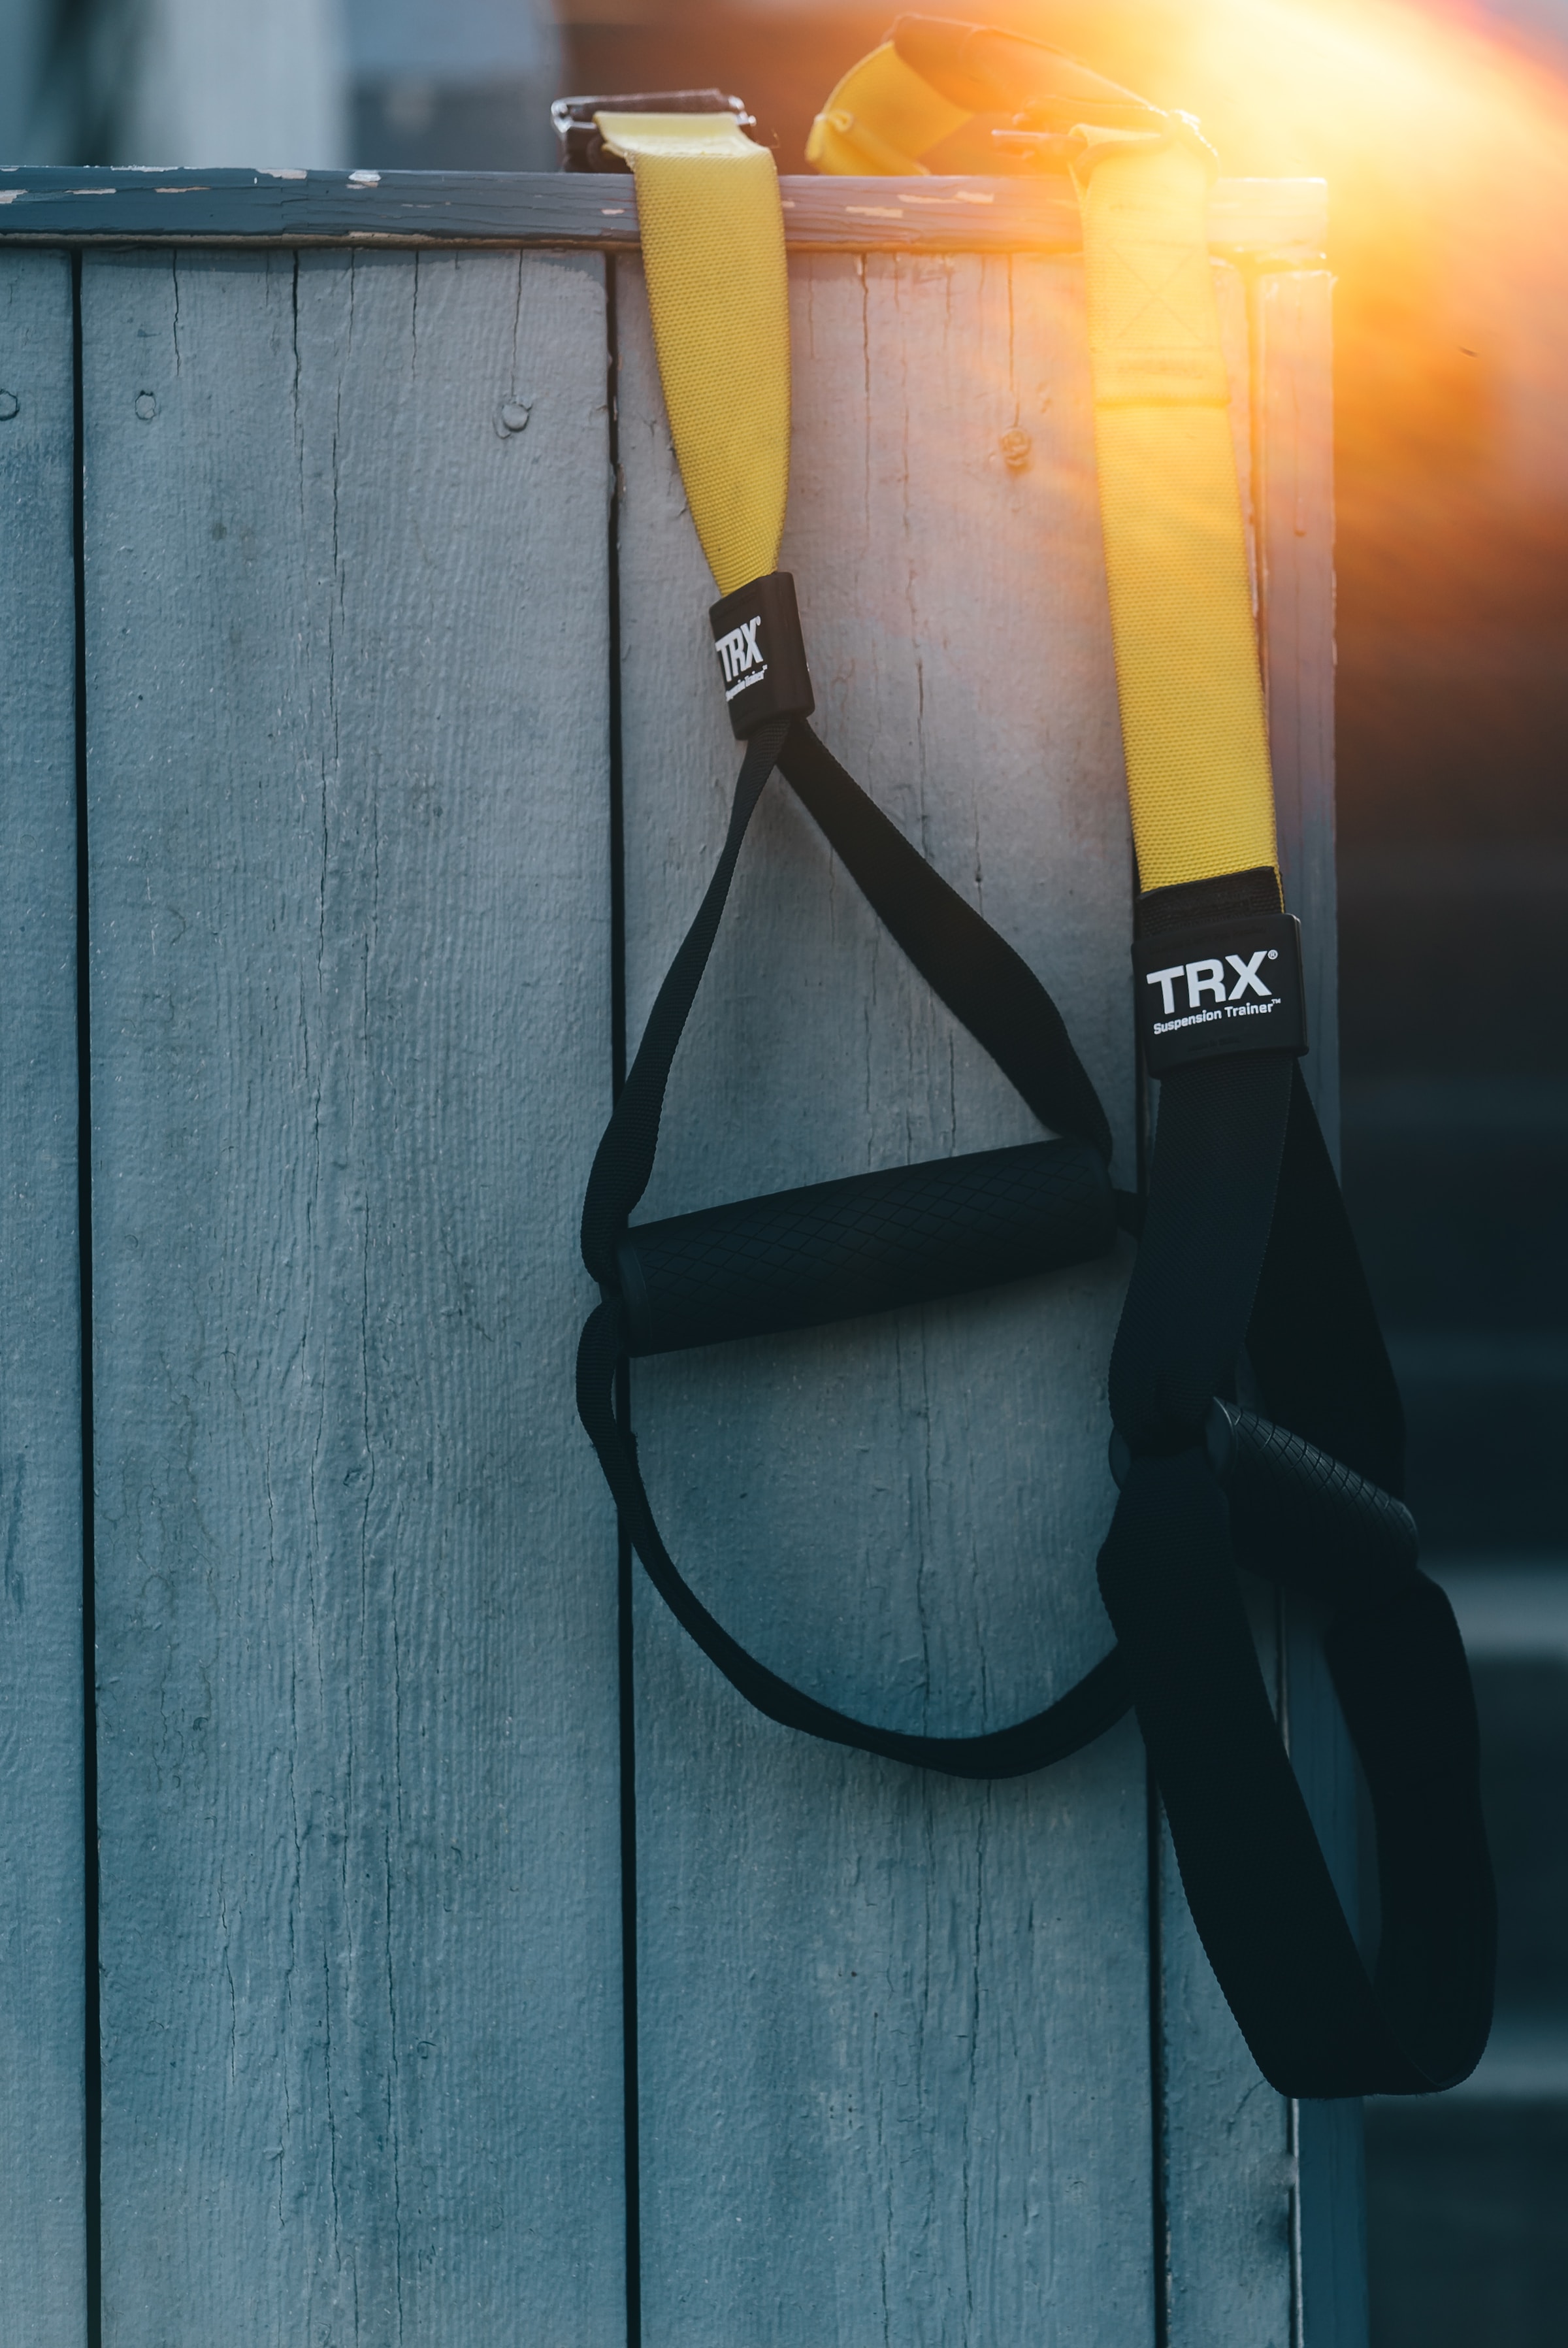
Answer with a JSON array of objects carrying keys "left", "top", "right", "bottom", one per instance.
[
  {"left": 619, "top": 247, "right": 1154, "bottom": 2347},
  {"left": 1162, "top": 266, "right": 1364, "bottom": 2348},
  {"left": 1159, "top": 1602, "right": 1294, "bottom": 2348},
  {"left": 1158, "top": 265, "right": 1296, "bottom": 2348},
  {"left": 1258, "top": 267, "right": 1368, "bottom": 2348},
  {"left": 0, "top": 250, "right": 87, "bottom": 2348},
  {"left": 84, "top": 246, "right": 623, "bottom": 2344},
  {"left": 1258, "top": 269, "right": 1339, "bottom": 1149}
]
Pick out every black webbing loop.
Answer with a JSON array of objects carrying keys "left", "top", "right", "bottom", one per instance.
[
  {"left": 1098, "top": 1446, "right": 1494, "bottom": 2095},
  {"left": 578, "top": 716, "right": 1133, "bottom": 1772},
  {"left": 581, "top": 716, "right": 1113, "bottom": 1285},
  {"left": 1097, "top": 869, "right": 1494, "bottom": 2096},
  {"left": 777, "top": 725, "right": 1115, "bottom": 1162},
  {"left": 581, "top": 716, "right": 791, "bottom": 1283},
  {"left": 578, "top": 1295, "right": 1133, "bottom": 1776}
]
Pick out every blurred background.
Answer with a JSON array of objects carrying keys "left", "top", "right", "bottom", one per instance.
[{"left": 2, "top": 0, "right": 1563, "bottom": 2338}]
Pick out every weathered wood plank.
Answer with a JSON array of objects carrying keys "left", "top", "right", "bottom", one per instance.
[
  {"left": 1258, "top": 267, "right": 1368, "bottom": 2348},
  {"left": 0, "top": 169, "right": 1327, "bottom": 259},
  {"left": 84, "top": 246, "right": 623, "bottom": 2343},
  {"left": 1260, "top": 269, "right": 1339, "bottom": 1151},
  {"left": 1161, "top": 264, "right": 1363, "bottom": 2348},
  {"left": 1156, "top": 266, "right": 1296, "bottom": 2348},
  {"left": 618, "top": 246, "right": 1154, "bottom": 2346},
  {"left": 0, "top": 250, "right": 88, "bottom": 2348},
  {"left": 1159, "top": 1601, "right": 1294, "bottom": 2348}
]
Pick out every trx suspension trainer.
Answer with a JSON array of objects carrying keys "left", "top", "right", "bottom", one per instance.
[{"left": 562, "top": 19, "right": 1495, "bottom": 2099}]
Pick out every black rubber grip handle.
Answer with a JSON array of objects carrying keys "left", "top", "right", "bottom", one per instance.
[
  {"left": 616, "top": 1138, "right": 1119, "bottom": 1357},
  {"left": 1224, "top": 1406, "right": 1420, "bottom": 1608}
]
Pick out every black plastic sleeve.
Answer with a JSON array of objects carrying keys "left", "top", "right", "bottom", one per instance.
[{"left": 708, "top": 570, "right": 815, "bottom": 738}]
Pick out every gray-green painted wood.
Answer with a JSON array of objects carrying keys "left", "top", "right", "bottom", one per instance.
[
  {"left": 1160, "top": 1598, "right": 1294, "bottom": 2348},
  {"left": 617, "top": 247, "right": 1157, "bottom": 2347},
  {"left": 82, "top": 245, "right": 623, "bottom": 2343},
  {"left": 1262, "top": 269, "right": 1340, "bottom": 1155},
  {"left": 0, "top": 167, "right": 1326, "bottom": 261},
  {"left": 0, "top": 197, "right": 1349, "bottom": 2345},
  {"left": 0, "top": 249, "right": 87, "bottom": 2348},
  {"left": 1262, "top": 268, "right": 1368, "bottom": 2348}
]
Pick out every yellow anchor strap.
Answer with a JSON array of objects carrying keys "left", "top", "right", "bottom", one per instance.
[
  {"left": 806, "top": 52, "right": 1278, "bottom": 895},
  {"left": 595, "top": 110, "right": 790, "bottom": 599},
  {"left": 1074, "top": 128, "right": 1278, "bottom": 891}
]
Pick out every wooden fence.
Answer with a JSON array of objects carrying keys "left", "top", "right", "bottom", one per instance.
[{"left": 0, "top": 166, "right": 1357, "bottom": 2346}]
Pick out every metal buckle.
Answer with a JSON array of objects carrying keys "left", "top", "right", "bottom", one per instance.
[{"left": 552, "top": 90, "right": 755, "bottom": 174}]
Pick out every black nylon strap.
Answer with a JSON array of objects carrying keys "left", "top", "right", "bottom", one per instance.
[
  {"left": 578, "top": 715, "right": 1132, "bottom": 1771},
  {"left": 777, "top": 724, "right": 1114, "bottom": 1162},
  {"left": 1247, "top": 1064, "right": 1407, "bottom": 1494},
  {"left": 1099, "top": 1447, "right": 1494, "bottom": 2094},
  {"left": 1110, "top": 1052, "right": 1295, "bottom": 1449},
  {"left": 578, "top": 1296, "right": 1133, "bottom": 1774},
  {"left": 582, "top": 715, "right": 1112, "bottom": 1281},
  {"left": 1101, "top": 923, "right": 1494, "bottom": 2096},
  {"left": 581, "top": 716, "right": 791, "bottom": 1283}
]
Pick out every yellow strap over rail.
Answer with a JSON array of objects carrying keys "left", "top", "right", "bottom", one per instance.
[
  {"left": 596, "top": 110, "right": 790, "bottom": 598},
  {"left": 807, "top": 44, "right": 1279, "bottom": 895},
  {"left": 804, "top": 42, "right": 969, "bottom": 177}
]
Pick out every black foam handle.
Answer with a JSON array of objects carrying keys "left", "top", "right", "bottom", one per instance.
[
  {"left": 616, "top": 1137, "right": 1119, "bottom": 1357},
  {"left": 1224, "top": 1406, "right": 1420, "bottom": 1609}
]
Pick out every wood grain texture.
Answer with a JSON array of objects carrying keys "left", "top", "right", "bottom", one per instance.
[
  {"left": 1258, "top": 268, "right": 1368, "bottom": 2348},
  {"left": 1159, "top": 1605, "right": 1294, "bottom": 2348},
  {"left": 83, "top": 246, "right": 623, "bottom": 2345},
  {"left": 1161, "top": 265, "right": 1361, "bottom": 2348},
  {"left": 618, "top": 246, "right": 1154, "bottom": 2347},
  {"left": 0, "top": 250, "right": 88, "bottom": 2348},
  {"left": 1258, "top": 270, "right": 1339, "bottom": 1149},
  {"left": 1157, "top": 265, "right": 1296, "bottom": 2348}
]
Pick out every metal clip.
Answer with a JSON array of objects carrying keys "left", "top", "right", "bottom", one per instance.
[{"left": 553, "top": 89, "right": 754, "bottom": 174}]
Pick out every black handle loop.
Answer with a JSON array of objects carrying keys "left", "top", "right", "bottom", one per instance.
[
  {"left": 581, "top": 716, "right": 1115, "bottom": 1287},
  {"left": 1099, "top": 1444, "right": 1494, "bottom": 2096},
  {"left": 578, "top": 715, "right": 1132, "bottom": 1774},
  {"left": 581, "top": 716, "right": 792, "bottom": 1283},
  {"left": 578, "top": 1295, "right": 1133, "bottom": 1776}
]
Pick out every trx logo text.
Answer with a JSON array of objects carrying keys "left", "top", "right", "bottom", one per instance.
[
  {"left": 1144, "top": 951, "right": 1278, "bottom": 1030},
  {"left": 1131, "top": 909, "right": 1307, "bottom": 1073},
  {"left": 714, "top": 615, "right": 768, "bottom": 700}
]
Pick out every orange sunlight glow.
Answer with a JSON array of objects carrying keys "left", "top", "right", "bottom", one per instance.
[
  {"left": 968, "top": 0, "right": 1568, "bottom": 835},
  {"left": 982, "top": 0, "right": 1568, "bottom": 497}
]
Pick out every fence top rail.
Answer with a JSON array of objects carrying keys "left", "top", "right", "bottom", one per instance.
[{"left": 0, "top": 167, "right": 1326, "bottom": 259}]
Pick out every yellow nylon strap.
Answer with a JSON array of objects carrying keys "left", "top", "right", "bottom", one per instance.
[
  {"left": 596, "top": 111, "right": 789, "bottom": 597},
  {"left": 805, "top": 42, "right": 969, "bottom": 178},
  {"left": 1074, "top": 129, "right": 1277, "bottom": 890},
  {"left": 805, "top": 48, "right": 1279, "bottom": 893}
]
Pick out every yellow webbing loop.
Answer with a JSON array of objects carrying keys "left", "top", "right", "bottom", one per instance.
[
  {"left": 806, "top": 53, "right": 1280, "bottom": 893},
  {"left": 596, "top": 110, "right": 789, "bottom": 597},
  {"left": 804, "top": 42, "right": 969, "bottom": 178}
]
